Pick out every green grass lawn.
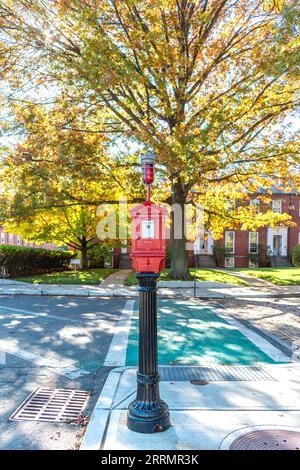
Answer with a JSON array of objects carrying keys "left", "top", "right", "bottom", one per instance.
[
  {"left": 229, "top": 267, "right": 300, "bottom": 286},
  {"left": 124, "top": 268, "right": 248, "bottom": 286},
  {"left": 14, "top": 268, "right": 116, "bottom": 285}
]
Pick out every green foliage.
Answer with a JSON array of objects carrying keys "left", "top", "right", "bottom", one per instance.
[
  {"left": 0, "top": 244, "right": 73, "bottom": 278},
  {"left": 232, "top": 267, "right": 300, "bottom": 285},
  {"left": 258, "top": 244, "right": 272, "bottom": 267},
  {"left": 213, "top": 245, "right": 226, "bottom": 267},
  {"left": 87, "top": 243, "right": 111, "bottom": 268},
  {"left": 15, "top": 268, "right": 116, "bottom": 285},
  {"left": 292, "top": 244, "right": 300, "bottom": 267},
  {"left": 248, "top": 253, "right": 259, "bottom": 267},
  {"left": 124, "top": 269, "right": 248, "bottom": 286}
]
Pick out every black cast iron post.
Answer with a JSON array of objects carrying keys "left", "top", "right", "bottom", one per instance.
[{"left": 127, "top": 272, "right": 170, "bottom": 433}]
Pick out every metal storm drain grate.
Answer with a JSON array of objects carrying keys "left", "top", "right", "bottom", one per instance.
[
  {"left": 230, "top": 430, "right": 300, "bottom": 450},
  {"left": 10, "top": 388, "right": 89, "bottom": 423},
  {"left": 159, "top": 365, "right": 276, "bottom": 382}
]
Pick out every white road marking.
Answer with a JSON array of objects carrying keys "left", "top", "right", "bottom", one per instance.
[
  {"left": 0, "top": 305, "right": 99, "bottom": 325},
  {"left": 0, "top": 350, "right": 6, "bottom": 364},
  {"left": 104, "top": 300, "right": 135, "bottom": 367},
  {"left": 0, "top": 338, "right": 89, "bottom": 379}
]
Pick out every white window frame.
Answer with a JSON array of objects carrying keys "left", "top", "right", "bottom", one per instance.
[
  {"left": 225, "top": 231, "right": 235, "bottom": 254},
  {"left": 17, "top": 236, "right": 21, "bottom": 246},
  {"left": 250, "top": 198, "right": 260, "bottom": 211},
  {"left": 225, "top": 257, "right": 235, "bottom": 268},
  {"left": 227, "top": 200, "right": 235, "bottom": 212},
  {"left": 272, "top": 199, "right": 282, "bottom": 214},
  {"left": 1, "top": 233, "right": 5, "bottom": 244},
  {"left": 249, "top": 231, "right": 258, "bottom": 254},
  {"left": 9, "top": 234, "right": 13, "bottom": 245},
  {"left": 298, "top": 232, "right": 300, "bottom": 244}
]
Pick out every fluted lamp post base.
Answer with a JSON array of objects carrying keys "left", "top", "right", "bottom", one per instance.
[{"left": 127, "top": 273, "right": 170, "bottom": 434}]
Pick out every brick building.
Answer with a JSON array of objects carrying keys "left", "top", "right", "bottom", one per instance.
[
  {"left": 0, "top": 226, "right": 57, "bottom": 250},
  {"left": 195, "top": 190, "right": 300, "bottom": 268},
  {"left": 114, "top": 189, "right": 300, "bottom": 270}
]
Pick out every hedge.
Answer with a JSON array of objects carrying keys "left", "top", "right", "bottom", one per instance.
[
  {"left": 292, "top": 244, "right": 300, "bottom": 267},
  {"left": 0, "top": 245, "right": 74, "bottom": 278}
]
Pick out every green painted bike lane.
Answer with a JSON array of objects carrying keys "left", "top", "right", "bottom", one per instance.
[{"left": 125, "top": 299, "right": 282, "bottom": 366}]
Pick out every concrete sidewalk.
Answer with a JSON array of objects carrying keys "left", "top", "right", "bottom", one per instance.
[
  {"left": 213, "top": 269, "right": 274, "bottom": 287},
  {"left": 80, "top": 364, "right": 300, "bottom": 450},
  {"left": 100, "top": 269, "right": 132, "bottom": 287},
  {"left": 0, "top": 281, "right": 300, "bottom": 299}
]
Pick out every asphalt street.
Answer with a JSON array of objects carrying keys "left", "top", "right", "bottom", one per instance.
[{"left": 0, "top": 295, "right": 126, "bottom": 450}]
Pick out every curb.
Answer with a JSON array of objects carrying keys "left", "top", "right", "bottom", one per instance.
[
  {"left": 80, "top": 367, "right": 132, "bottom": 450},
  {"left": 0, "top": 287, "right": 300, "bottom": 299},
  {"left": 0, "top": 288, "right": 138, "bottom": 298}
]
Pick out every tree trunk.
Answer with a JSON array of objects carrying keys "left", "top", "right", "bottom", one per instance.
[
  {"left": 80, "top": 238, "right": 89, "bottom": 270},
  {"left": 168, "top": 181, "right": 191, "bottom": 280}
]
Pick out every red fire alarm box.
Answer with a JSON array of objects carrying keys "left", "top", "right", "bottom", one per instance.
[{"left": 130, "top": 201, "right": 166, "bottom": 273}]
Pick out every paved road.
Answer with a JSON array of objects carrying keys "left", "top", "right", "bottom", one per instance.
[
  {"left": 0, "top": 295, "right": 126, "bottom": 450},
  {"left": 217, "top": 296, "right": 300, "bottom": 353}
]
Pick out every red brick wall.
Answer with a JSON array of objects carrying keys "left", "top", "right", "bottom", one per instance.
[
  {"left": 288, "top": 195, "right": 300, "bottom": 254},
  {"left": 0, "top": 226, "right": 58, "bottom": 250},
  {"left": 217, "top": 194, "right": 300, "bottom": 268}
]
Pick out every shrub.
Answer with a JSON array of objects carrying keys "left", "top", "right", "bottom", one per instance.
[
  {"left": 249, "top": 253, "right": 259, "bottom": 267},
  {"left": 0, "top": 245, "right": 74, "bottom": 278},
  {"left": 292, "top": 244, "right": 300, "bottom": 267},
  {"left": 257, "top": 244, "right": 272, "bottom": 267},
  {"left": 213, "top": 245, "right": 226, "bottom": 267},
  {"left": 87, "top": 244, "right": 108, "bottom": 268}
]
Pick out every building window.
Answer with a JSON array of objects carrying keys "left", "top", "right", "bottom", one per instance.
[
  {"left": 249, "top": 232, "right": 258, "bottom": 254},
  {"left": 9, "top": 234, "right": 13, "bottom": 245},
  {"left": 298, "top": 232, "right": 300, "bottom": 244},
  {"left": 23, "top": 240, "right": 27, "bottom": 246},
  {"left": 1, "top": 233, "right": 5, "bottom": 244},
  {"left": 225, "top": 231, "right": 235, "bottom": 254},
  {"left": 227, "top": 200, "right": 235, "bottom": 212},
  {"left": 17, "top": 236, "right": 21, "bottom": 246},
  {"left": 225, "top": 257, "right": 235, "bottom": 268},
  {"left": 272, "top": 199, "right": 282, "bottom": 213},
  {"left": 250, "top": 199, "right": 260, "bottom": 211}
]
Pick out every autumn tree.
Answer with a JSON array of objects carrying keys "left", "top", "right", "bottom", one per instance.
[
  {"left": 0, "top": 0, "right": 299, "bottom": 278},
  {"left": 0, "top": 101, "right": 142, "bottom": 268}
]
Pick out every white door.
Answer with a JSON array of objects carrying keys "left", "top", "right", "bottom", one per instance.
[
  {"left": 194, "top": 232, "right": 214, "bottom": 255},
  {"left": 194, "top": 236, "right": 209, "bottom": 254},
  {"left": 267, "top": 228, "right": 287, "bottom": 256},
  {"left": 273, "top": 235, "right": 282, "bottom": 256}
]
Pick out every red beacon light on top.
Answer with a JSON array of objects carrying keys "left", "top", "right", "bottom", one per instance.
[{"left": 141, "top": 151, "right": 155, "bottom": 185}]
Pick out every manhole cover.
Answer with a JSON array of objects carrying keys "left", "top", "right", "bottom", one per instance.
[
  {"left": 190, "top": 379, "right": 209, "bottom": 386},
  {"left": 230, "top": 429, "right": 300, "bottom": 450},
  {"left": 10, "top": 387, "right": 89, "bottom": 423}
]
